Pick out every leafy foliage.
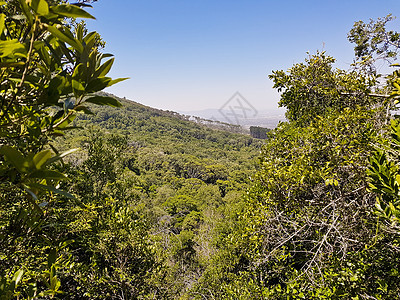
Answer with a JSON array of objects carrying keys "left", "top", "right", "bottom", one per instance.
[
  {"left": 193, "top": 107, "right": 389, "bottom": 299},
  {"left": 3, "top": 3, "right": 400, "bottom": 299},
  {"left": 53, "top": 97, "right": 261, "bottom": 297},
  {"left": 348, "top": 14, "right": 400, "bottom": 73},
  {"left": 269, "top": 51, "right": 377, "bottom": 123},
  {"left": 191, "top": 17, "right": 400, "bottom": 299},
  {"left": 0, "top": 0, "right": 131, "bottom": 298},
  {"left": 368, "top": 69, "right": 400, "bottom": 233}
]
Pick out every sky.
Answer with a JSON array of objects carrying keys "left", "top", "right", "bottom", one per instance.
[{"left": 84, "top": 0, "right": 400, "bottom": 113}]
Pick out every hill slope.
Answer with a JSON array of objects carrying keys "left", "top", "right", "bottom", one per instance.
[{"left": 52, "top": 94, "right": 263, "bottom": 297}]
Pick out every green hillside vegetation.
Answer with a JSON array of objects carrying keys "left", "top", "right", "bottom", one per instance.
[
  {"left": 2, "top": 1, "right": 400, "bottom": 299},
  {"left": 50, "top": 95, "right": 262, "bottom": 297}
]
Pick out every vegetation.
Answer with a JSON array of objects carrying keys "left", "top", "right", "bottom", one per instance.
[
  {"left": 190, "top": 16, "right": 400, "bottom": 300},
  {"left": 2, "top": 0, "right": 400, "bottom": 298},
  {"left": 55, "top": 95, "right": 261, "bottom": 298},
  {"left": 249, "top": 126, "right": 270, "bottom": 139}
]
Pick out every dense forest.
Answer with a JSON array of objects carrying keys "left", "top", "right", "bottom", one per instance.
[{"left": 2, "top": 1, "right": 400, "bottom": 299}]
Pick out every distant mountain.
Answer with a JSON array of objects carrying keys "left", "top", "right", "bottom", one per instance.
[{"left": 178, "top": 108, "right": 286, "bottom": 129}]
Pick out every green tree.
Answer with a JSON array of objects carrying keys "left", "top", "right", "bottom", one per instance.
[
  {"left": 194, "top": 107, "right": 386, "bottom": 299},
  {"left": 194, "top": 25, "right": 396, "bottom": 297},
  {"left": 269, "top": 51, "right": 377, "bottom": 123},
  {"left": 55, "top": 132, "right": 161, "bottom": 299},
  {"left": 367, "top": 66, "right": 400, "bottom": 233},
  {"left": 348, "top": 14, "right": 400, "bottom": 74},
  {"left": 0, "top": 0, "right": 125, "bottom": 297}
]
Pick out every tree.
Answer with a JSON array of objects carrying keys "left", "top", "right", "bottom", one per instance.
[
  {"left": 269, "top": 51, "right": 377, "bottom": 123},
  {"left": 54, "top": 131, "right": 161, "bottom": 299},
  {"left": 194, "top": 18, "right": 399, "bottom": 298},
  {"left": 0, "top": 0, "right": 126, "bottom": 297},
  {"left": 348, "top": 14, "right": 400, "bottom": 74},
  {"left": 368, "top": 66, "right": 400, "bottom": 235},
  {"left": 0, "top": 0, "right": 125, "bottom": 198},
  {"left": 194, "top": 107, "right": 387, "bottom": 299},
  {"left": 249, "top": 126, "right": 270, "bottom": 139}
]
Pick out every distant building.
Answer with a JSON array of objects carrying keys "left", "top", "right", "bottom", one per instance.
[{"left": 249, "top": 126, "right": 270, "bottom": 139}]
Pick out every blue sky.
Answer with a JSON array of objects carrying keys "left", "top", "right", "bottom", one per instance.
[{"left": 85, "top": 1, "right": 400, "bottom": 112}]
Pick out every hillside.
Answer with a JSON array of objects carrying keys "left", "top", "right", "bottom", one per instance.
[
  {"left": 60, "top": 93, "right": 262, "bottom": 175},
  {"left": 49, "top": 94, "right": 263, "bottom": 298}
]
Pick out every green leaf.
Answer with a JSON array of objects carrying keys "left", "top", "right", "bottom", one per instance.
[
  {"left": 12, "top": 269, "right": 24, "bottom": 287},
  {"left": 99, "top": 53, "right": 114, "bottom": 60},
  {"left": 18, "top": 0, "right": 33, "bottom": 24},
  {"left": 0, "top": 61, "right": 25, "bottom": 68},
  {"left": 0, "top": 39, "right": 26, "bottom": 58},
  {"left": 30, "top": 0, "right": 49, "bottom": 16},
  {"left": 94, "top": 57, "right": 114, "bottom": 78},
  {"left": 46, "top": 25, "right": 83, "bottom": 53},
  {"left": 76, "top": 23, "right": 84, "bottom": 40},
  {"left": 33, "top": 150, "right": 52, "bottom": 169},
  {"left": 74, "top": 105, "right": 93, "bottom": 114},
  {"left": 72, "top": 79, "right": 85, "bottom": 97},
  {"left": 72, "top": 62, "right": 86, "bottom": 82},
  {"left": 48, "top": 249, "right": 57, "bottom": 268},
  {"left": 59, "top": 240, "right": 75, "bottom": 249},
  {"left": 0, "top": 146, "right": 30, "bottom": 173},
  {"left": 29, "top": 183, "right": 75, "bottom": 199},
  {"left": 83, "top": 31, "right": 97, "bottom": 45},
  {"left": 50, "top": 4, "right": 95, "bottom": 19},
  {"left": 28, "top": 170, "right": 68, "bottom": 180},
  {"left": 47, "top": 75, "right": 69, "bottom": 102},
  {"left": 85, "top": 96, "right": 122, "bottom": 107},
  {"left": 396, "top": 174, "right": 400, "bottom": 186},
  {"left": 46, "top": 148, "right": 79, "bottom": 165},
  {"left": 55, "top": 114, "right": 76, "bottom": 129},
  {"left": 107, "top": 77, "right": 129, "bottom": 87},
  {"left": 86, "top": 77, "right": 111, "bottom": 93},
  {"left": 35, "top": 41, "right": 51, "bottom": 68},
  {"left": 0, "top": 14, "right": 5, "bottom": 34},
  {"left": 50, "top": 130, "right": 65, "bottom": 137},
  {"left": 389, "top": 202, "right": 397, "bottom": 213}
]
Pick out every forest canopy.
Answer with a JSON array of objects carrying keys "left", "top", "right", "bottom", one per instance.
[{"left": 1, "top": 1, "right": 400, "bottom": 299}]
